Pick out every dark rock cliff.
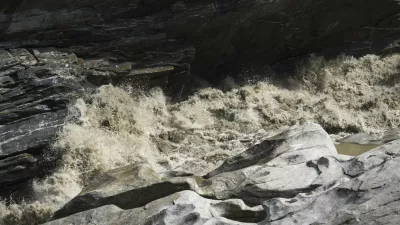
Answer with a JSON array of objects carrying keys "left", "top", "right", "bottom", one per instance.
[{"left": 2, "top": 0, "right": 400, "bottom": 80}]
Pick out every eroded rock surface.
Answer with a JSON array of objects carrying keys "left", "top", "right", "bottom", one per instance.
[
  {"left": 205, "top": 123, "right": 337, "bottom": 177},
  {"left": 261, "top": 140, "right": 400, "bottom": 225},
  {"left": 45, "top": 191, "right": 265, "bottom": 225},
  {"left": 44, "top": 124, "right": 400, "bottom": 225},
  {"left": 53, "top": 123, "right": 340, "bottom": 218},
  {"left": 53, "top": 163, "right": 200, "bottom": 219}
]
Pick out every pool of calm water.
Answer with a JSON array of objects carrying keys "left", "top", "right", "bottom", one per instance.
[{"left": 335, "top": 143, "right": 380, "bottom": 156}]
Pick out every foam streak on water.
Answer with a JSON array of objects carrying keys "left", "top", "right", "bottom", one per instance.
[{"left": 1, "top": 54, "right": 399, "bottom": 225}]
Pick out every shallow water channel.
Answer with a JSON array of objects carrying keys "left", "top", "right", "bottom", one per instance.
[{"left": 335, "top": 143, "right": 379, "bottom": 156}]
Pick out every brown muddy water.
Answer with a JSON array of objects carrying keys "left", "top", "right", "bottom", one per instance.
[{"left": 335, "top": 143, "right": 380, "bottom": 156}]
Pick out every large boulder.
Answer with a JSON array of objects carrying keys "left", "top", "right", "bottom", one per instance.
[
  {"left": 52, "top": 123, "right": 343, "bottom": 218},
  {"left": 205, "top": 122, "right": 338, "bottom": 177}
]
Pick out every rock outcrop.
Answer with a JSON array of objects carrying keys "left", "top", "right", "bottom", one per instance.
[
  {"left": 0, "top": 48, "right": 86, "bottom": 199},
  {"left": 262, "top": 140, "right": 400, "bottom": 225},
  {"left": 53, "top": 123, "right": 340, "bottom": 218},
  {"left": 0, "top": 46, "right": 191, "bottom": 199},
  {"left": 36, "top": 123, "right": 400, "bottom": 225},
  {"left": 41, "top": 123, "right": 400, "bottom": 225}
]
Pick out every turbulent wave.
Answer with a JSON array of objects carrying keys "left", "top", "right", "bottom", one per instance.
[{"left": 1, "top": 54, "right": 399, "bottom": 225}]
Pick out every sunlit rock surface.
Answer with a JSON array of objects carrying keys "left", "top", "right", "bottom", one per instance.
[
  {"left": 261, "top": 140, "right": 400, "bottom": 225},
  {"left": 41, "top": 125, "right": 400, "bottom": 225},
  {"left": 44, "top": 191, "right": 265, "bottom": 225}
]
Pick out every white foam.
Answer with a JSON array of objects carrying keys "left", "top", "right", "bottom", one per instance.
[{"left": 1, "top": 53, "right": 399, "bottom": 225}]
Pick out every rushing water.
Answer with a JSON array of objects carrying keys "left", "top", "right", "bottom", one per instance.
[{"left": 1, "top": 54, "right": 400, "bottom": 225}]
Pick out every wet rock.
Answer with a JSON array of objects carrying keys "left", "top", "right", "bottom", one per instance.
[
  {"left": 0, "top": 47, "right": 189, "bottom": 200},
  {"left": 45, "top": 191, "right": 265, "bottom": 225},
  {"left": 8, "top": 49, "right": 37, "bottom": 65},
  {"left": 0, "top": 48, "right": 85, "bottom": 197},
  {"left": 86, "top": 63, "right": 175, "bottom": 90},
  {"left": 0, "top": 112, "right": 67, "bottom": 157},
  {"left": 0, "top": 50, "right": 17, "bottom": 70},
  {"left": 0, "top": 153, "right": 38, "bottom": 185}
]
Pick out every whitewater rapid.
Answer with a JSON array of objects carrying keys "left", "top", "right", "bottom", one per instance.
[{"left": 1, "top": 54, "right": 399, "bottom": 225}]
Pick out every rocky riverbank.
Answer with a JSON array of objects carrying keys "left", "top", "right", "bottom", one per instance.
[
  {"left": 1, "top": 0, "right": 400, "bottom": 224},
  {"left": 36, "top": 123, "right": 400, "bottom": 225},
  {"left": 1, "top": 48, "right": 400, "bottom": 225}
]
